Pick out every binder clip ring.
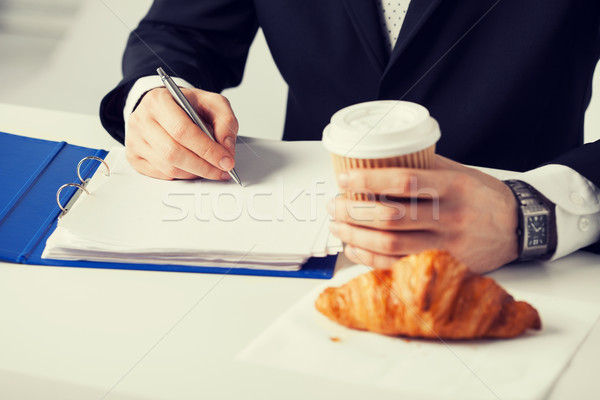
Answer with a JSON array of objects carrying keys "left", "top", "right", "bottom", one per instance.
[
  {"left": 56, "top": 183, "right": 89, "bottom": 213},
  {"left": 77, "top": 156, "right": 110, "bottom": 184}
]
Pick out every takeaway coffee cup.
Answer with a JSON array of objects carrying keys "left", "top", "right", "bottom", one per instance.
[{"left": 322, "top": 100, "right": 441, "bottom": 200}]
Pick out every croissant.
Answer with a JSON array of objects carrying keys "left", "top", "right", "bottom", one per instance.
[{"left": 315, "top": 249, "right": 541, "bottom": 339}]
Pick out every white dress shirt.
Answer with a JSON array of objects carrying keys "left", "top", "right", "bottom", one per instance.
[{"left": 122, "top": 0, "right": 600, "bottom": 261}]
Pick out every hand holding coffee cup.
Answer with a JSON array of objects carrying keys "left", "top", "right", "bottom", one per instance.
[{"left": 324, "top": 100, "right": 520, "bottom": 274}]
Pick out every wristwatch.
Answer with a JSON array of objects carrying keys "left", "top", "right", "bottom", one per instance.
[{"left": 504, "top": 180, "right": 557, "bottom": 261}]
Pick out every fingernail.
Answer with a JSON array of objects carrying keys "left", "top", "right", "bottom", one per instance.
[
  {"left": 344, "top": 245, "right": 357, "bottom": 258},
  {"left": 329, "top": 222, "right": 339, "bottom": 234},
  {"left": 345, "top": 245, "right": 363, "bottom": 259},
  {"left": 338, "top": 173, "right": 349, "bottom": 188},
  {"left": 221, "top": 172, "right": 231, "bottom": 180},
  {"left": 224, "top": 136, "right": 235, "bottom": 153},
  {"left": 219, "top": 156, "right": 233, "bottom": 170}
]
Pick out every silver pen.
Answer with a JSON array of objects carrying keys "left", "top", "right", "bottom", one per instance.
[{"left": 157, "top": 67, "right": 242, "bottom": 186}]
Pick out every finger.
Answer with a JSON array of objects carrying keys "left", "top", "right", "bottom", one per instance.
[
  {"left": 344, "top": 245, "right": 404, "bottom": 269},
  {"left": 127, "top": 106, "right": 225, "bottom": 180},
  {"left": 150, "top": 89, "right": 236, "bottom": 172},
  {"left": 330, "top": 222, "right": 437, "bottom": 256},
  {"left": 143, "top": 119, "right": 228, "bottom": 180},
  {"left": 125, "top": 152, "right": 177, "bottom": 180},
  {"left": 127, "top": 137, "right": 199, "bottom": 180},
  {"left": 184, "top": 89, "right": 239, "bottom": 155},
  {"left": 125, "top": 117, "right": 189, "bottom": 180},
  {"left": 328, "top": 197, "right": 441, "bottom": 231},
  {"left": 339, "top": 168, "right": 456, "bottom": 198}
]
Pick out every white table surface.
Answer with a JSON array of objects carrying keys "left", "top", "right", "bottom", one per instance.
[{"left": 0, "top": 102, "right": 599, "bottom": 400}]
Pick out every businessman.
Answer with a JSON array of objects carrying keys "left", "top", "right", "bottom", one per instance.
[{"left": 100, "top": 0, "right": 600, "bottom": 273}]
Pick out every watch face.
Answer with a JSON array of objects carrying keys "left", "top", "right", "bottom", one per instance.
[{"left": 527, "top": 215, "right": 547, "bottom": 247}]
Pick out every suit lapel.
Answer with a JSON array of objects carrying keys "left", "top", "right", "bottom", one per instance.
[
  {"left": 387, "top": 0, "right": 445, "bottom": 71},
  {"left": 343, "top": 0, "right": 389, "bottom": 74},
  {"left": 380, "top": 0, "right": 503, "bottom": 100}
]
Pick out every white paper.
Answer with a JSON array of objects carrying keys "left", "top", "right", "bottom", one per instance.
[
  {"left": 238, "top": 265, "right": 600, "bottom": 400},
  {"left": 43, "top": 138, "right": 342, "bottom": 270}
]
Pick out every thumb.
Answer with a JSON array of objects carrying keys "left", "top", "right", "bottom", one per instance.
[{"left": 433, "top": 154, "right": 468, "bottom": 171}]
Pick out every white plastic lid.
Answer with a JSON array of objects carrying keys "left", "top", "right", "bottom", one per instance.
[{"left": 322, "top": 100, "right": 441, "bottom": 159}]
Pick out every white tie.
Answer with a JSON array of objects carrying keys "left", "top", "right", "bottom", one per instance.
[{"left": 376, "top": 0, "right": 412, "bottom": 52}]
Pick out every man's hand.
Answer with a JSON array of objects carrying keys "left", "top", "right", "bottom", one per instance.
[
  {"left": 125, "top": 87, "right": 239, "bottom": 180},
  {"left": 328, "top": 155, "right": 520, "bottom": 274}
]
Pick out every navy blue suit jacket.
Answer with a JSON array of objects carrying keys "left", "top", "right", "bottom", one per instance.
[{"left": 101, "top": 0, "right": 600, "bottom": 187}]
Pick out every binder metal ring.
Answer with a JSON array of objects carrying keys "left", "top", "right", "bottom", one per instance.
[
  {"left": 56, "top": 183, "right": 89, "bottom": 212},
  {"left": 77, "top": 156, "right": 110, "bottom": 184}
]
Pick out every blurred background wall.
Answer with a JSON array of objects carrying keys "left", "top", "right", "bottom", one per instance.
[
  {"left": 0, "top": 0, "right": 287, "bottom": 140},
  {"left": 0, "top": 0, "right": 598, "bottom": 143}
]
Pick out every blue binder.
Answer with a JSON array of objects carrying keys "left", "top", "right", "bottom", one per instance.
[{"left": 0, "top": 131, "right": 336, "bottom": 279}]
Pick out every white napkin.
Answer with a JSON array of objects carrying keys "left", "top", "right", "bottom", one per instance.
[{"left": 238, "top": 265, "right": 600, "bottom": 400}]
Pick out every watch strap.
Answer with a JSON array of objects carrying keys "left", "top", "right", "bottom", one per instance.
[{"left": 504, "top": 179, "right": 557, "bottom": 261}]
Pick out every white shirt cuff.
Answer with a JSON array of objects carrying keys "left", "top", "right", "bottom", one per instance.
[
  {"left": 123, "top": 75, "right": 195, "bottom": 137},
  {"left": 515, "top": 164, "right": 600, "bottom": 260}
]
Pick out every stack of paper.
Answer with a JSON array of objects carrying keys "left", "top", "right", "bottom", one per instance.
[{"left": 43, "top": 138, "right": 343, "bottom": 270}]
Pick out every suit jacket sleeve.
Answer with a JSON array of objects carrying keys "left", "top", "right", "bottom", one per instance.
[{"left": 100, "top": 0, "right": 259, "bottom": 144}]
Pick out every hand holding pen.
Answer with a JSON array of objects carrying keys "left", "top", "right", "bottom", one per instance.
[{"left": 123, "top": 68, "right": 241, "bottom": 183}]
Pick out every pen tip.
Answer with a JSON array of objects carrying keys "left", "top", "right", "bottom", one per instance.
[{"left": 228, "top": 169, "right": 243, "bottom": 186}]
